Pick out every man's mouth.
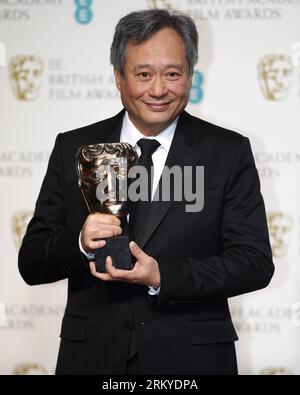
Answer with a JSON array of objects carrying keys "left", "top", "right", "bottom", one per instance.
[{"left": 144, "top": 102, "right": 171, "bottom": 111}]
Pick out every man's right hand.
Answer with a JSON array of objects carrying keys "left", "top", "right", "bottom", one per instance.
[{"left": 81, "top": 213, "right": 122, "bottom": 254}]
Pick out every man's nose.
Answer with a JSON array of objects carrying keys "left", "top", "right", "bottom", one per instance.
[{"left": 148, "top": 76, "right": 168, "bottom": 98}]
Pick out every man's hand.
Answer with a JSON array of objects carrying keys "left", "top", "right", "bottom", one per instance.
[
  {"left": 81, "top": 213, "right": 122, "bottom": 253},
  {"left": 89, "top": 242, "right": 161, "bottom": 288}
]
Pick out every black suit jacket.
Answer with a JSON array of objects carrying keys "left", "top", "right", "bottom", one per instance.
[{"left": 19, "top": 110, "right": 274, "bottom": 374}]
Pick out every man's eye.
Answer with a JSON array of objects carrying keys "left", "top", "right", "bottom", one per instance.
[
  {"left": 138, "top": 72, "right": 150, "bottom": 78},
  {"left": 167, "top": 72, "right": 180, "bottom": 79}
]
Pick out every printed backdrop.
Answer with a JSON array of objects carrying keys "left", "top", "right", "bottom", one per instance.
[{"left": 0, "top": 0, "right": 299, "bottom": 375}]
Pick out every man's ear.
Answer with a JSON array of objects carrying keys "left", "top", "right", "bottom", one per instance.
[{"left": 114, "top": 69, "right": 122, "bottom": 91}]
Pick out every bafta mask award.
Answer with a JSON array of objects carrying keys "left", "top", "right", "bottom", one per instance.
[{"left": 76, "top": 143, "right": 138, "bottom": 272}]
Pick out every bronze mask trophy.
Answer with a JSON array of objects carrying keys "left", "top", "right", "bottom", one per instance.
[{"left": 76, "top": 143, "right": 138, "bottom": 272}]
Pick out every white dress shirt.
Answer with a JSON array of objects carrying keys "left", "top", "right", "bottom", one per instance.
[
  {"left": 121, "top": 112, "right": 177, "bottom": 200},
  {"left": 79, "top": 111, "right": 178, "bottom": 295}
]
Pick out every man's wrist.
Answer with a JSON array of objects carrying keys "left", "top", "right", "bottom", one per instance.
[{"left": 79, "top": 231, "right": 95, "bottom": 260}]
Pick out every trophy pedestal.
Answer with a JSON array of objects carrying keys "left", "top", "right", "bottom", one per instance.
[{"left": 95, "top": 236, "right": 133, "bottom": 272}]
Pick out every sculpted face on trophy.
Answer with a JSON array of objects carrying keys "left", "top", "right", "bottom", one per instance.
[
  {"left": 76, "top": 143, "right": 138, "bottom": 217},
  {"left": 76, "top": 143, "right": 138, "bottom": 272}
]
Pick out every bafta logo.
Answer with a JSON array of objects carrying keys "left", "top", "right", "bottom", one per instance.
[
  {"left": 267, "top": 212, "right": 293, "bottom": 258},
  {"left": 11, "top": 210, "right": 33, "bottom": 251},
  {"left": 147, "top": 0, "right": 176, "bottom": 11},
  {"left": 260, "top": 366, "right": 293, "bottom": 375},
  {"left": 12, "top": 363, "right": 48, "bottom": 375},
  {"left": 258, "top": 55, "right": 293, "bottom": 101},
  {"left": 9, "top": 55, "right": 44, "bottom": 101}
]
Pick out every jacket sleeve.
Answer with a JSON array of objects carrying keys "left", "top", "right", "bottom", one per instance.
[
  {"left": 155, "top": 137, "right": 274, "bottom": 308},
  {"left": 18, "top": 133, "right": 89, "bottom": 285}
]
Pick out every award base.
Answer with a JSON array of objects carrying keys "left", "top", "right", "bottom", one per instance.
[{"left": 94, "top": 235, "right": 133, "bottom": 272}]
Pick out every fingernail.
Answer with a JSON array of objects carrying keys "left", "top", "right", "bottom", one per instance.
[{"left": 99, "top": 240, "right": 106, "bottom": 247}]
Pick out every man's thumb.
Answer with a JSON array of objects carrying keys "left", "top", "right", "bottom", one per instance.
[{"left": 129, "top": 241, "right": 145, "bottom": 260}]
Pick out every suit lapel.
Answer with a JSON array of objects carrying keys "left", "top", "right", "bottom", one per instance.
[
  {"left": 95, "top": 109, "right": 124, "bottom": 143},
  {"left": 137, "top": 112, "right": 204, "bottom": 249}
]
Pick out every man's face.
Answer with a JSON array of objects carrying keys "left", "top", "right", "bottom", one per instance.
[{"left": 114, "top": 28, "right": 192, "bottom": 136}]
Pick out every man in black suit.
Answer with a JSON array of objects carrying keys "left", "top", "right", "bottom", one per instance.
[{"left": 18, "top": 9, "right": 274, "bottom": 375}]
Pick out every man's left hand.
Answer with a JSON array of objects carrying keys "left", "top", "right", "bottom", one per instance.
[{"left": 89, "top": 241, "right": 161, "bottom": 288}]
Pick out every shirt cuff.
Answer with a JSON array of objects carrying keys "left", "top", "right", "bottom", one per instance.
[
  {"left": 148, "top": 286, "right": 161, "bottom": 296},
  {"left": 79, "top": 231, "right": 95, "bottom": 261}
]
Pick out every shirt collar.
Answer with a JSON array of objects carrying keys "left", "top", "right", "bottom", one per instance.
[{"left": 120, "top": 112, "right": 178, "bottom": 152}]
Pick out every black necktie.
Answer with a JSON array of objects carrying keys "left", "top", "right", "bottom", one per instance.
[{"left": 129, "top": 138, "right": 160, "bottom": 239}]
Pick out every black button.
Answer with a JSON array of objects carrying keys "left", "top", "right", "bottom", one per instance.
[{"left": 124, "top": 320, "right": 133, "bottom": 330}]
